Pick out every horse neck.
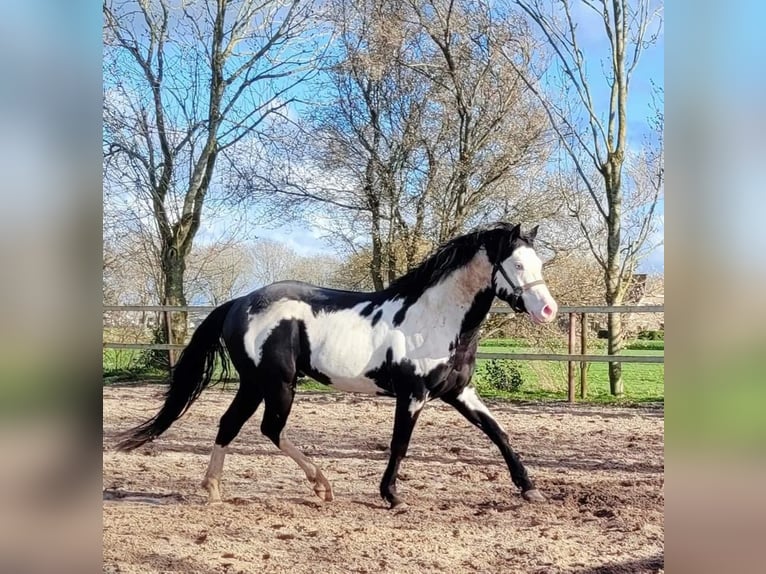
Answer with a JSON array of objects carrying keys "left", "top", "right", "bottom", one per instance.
[
  {"left": 458, "top": 287, "right": 495, "bottom": 341},
  {"left": 415, "top": 250, "right": 495, "bottom": 335},
  {"left": 441, "top": 249, "right": 494, "bottom": 306}
]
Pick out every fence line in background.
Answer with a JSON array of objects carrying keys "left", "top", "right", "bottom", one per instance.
[
  {"left": 104, "top": 304, "right": 664, "bottom": 314},
  {"left": 103, "top": 304, "right": 664, "bottom": 402}
]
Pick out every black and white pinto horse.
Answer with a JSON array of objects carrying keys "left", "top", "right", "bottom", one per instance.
[{"left": 117, "top": 222, "right": 558, "bottom": 508}]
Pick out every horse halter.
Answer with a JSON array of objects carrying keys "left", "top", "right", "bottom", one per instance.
[{"left": 493, "top": 262, "right": 546, "bottom": 298}]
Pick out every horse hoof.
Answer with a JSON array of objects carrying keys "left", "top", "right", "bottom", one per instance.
[
  {"left": 314, "top": 486, "right": 334, "bottom": 502},
  {"left": 312, "top": 471, "right": 334, "bottom": 502},
  {"left": 202, "top": 478, "right": 223, "bottom": 504},
  {"left": 522, "top": 489, "right": 546, "bottom": 503},
  {"left": 389, "top": 497, "right": 408, "bottom": 511}
]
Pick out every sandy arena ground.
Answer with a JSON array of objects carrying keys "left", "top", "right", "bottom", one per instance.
[{"left": 103, "top": 386, "right": 664, "bottom": 573}]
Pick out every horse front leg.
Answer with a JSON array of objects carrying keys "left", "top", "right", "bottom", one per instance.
[
  {"left": 442, "top": 386, "right": 545, "bottom": 502},
  {"left": 379, "top": 392, "right": 427, "bottom": 509}
]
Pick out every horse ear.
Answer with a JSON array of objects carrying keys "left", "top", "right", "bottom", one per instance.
[
  {"left": 510, "top": 223, "right": 521, "bottom": 238},
  {"left": 528, "top": 225, "right": 539, "bottom": 240}
]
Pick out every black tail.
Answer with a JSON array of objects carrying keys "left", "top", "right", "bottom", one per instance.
[{"left": 115, "top": 300, "right": 237, "bottom": 451}]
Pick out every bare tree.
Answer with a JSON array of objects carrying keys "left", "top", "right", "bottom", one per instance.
[
  {"left": 407, "top": 0, "right": 551, "bottom": 242},
  {"left": 289, "top": 253, "right": 345, "bottom": 288},
  {"left": 103, "top": 234, "right": 161, "bottom": 308},
  {"left": 501, "top": 0, "right": 663, "bottom": 394},
  {"left": 248, "top": 238, "right": 302, "bottom": 286},
  {"left": 186, "top": 241, "right": 255, "bottom": 305},
  {"left": 319, "top": 0, "right": 427, "bottom": 288},
  {"left": 232, "top": 0, "right": 553, "bottom": 288},
  {"left": 227, "top": 0, "right": 429, "bottom": 289},
  {"left": 241, "top": 238, "right": 344, "bottom": 288},
  {"left": 103, "top": 0, "right": 322, "bottom": 348}
]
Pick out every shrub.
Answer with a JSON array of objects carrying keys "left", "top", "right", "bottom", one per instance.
[
  {"left": 479, "top": 338, "right": 527, "bottom": 348},
  {"left": 625, "top": 339, "right": 664, "bottom": 351},
  {"left": 480, "top": 359, "right": 525, "bottom": 393},
  {"left": 637, "top": 329, "right": 664, "bottom": 340}
]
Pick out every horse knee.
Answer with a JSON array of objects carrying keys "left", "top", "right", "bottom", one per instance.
[
  {"left": 260, "top": 386, "right": 294, "bottom": 447},
  {"left": 216, "top": 405, "right": 257, "bottom": 446},
  {"left": 216, "top": 413, "right": 239, "bottom": 446},
  {"left": 260, "top": 417, "right": 282, "bottom": 446},
  {"left": 214, "top": 386, "right": 262, "bottom": 446}
]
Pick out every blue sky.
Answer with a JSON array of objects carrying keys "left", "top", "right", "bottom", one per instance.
[{"left": 631, "top": 31, "right": 664, "bottom": 273}]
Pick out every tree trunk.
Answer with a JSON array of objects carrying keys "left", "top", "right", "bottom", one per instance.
[
  {"left": 370, "top": 208, "right": 385, "bottom": 291},
  {"left": 606, "top": 307, "right": 624, "bottom": 395},
  {"left": 386, "top": 202, "right": 398, "bottom": 284},
  {"left": 386, "top": 243, "right": 397, "bottom": 285},
  {"left": 162, "top": 247, "right": 188, "bottom": 343},
  {"left": 145, "top": 242, "right": 188, "bottom": 370},
  {"left": 405, "top": 191, "right": 428, "bottom": 270},
  {"left": 605, "top": 160, "right": 624, "bottom": 396},
  {"left": 364, "top": 150, "right": 385, "bottom": 291}
]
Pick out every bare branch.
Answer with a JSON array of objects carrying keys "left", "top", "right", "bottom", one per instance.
[
  {"left": 503, "top": 55, "right": 607, "bottom": 220},
  {"left": 104, "top": 0, "right": 321, "bottom": 331},
  {"left": 516, "top": 0, "right": 608, "bottom": 158}
]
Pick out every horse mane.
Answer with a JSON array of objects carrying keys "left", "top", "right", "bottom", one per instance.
[{"left": 385, "top": 222, "right": 534, "bottom": 299}]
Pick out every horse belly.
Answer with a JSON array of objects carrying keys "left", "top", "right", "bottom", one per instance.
[
  {"left": 327, "top": 376, "right": 383, "bottom": 395},
  {"left": 307, "top": 312, "right": 384, "bottom": 376},
  {"left": 306, "top": 308, "right": 396, "bottom": 395}
]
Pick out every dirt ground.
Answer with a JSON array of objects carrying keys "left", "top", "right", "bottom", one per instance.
[{"left": 103, "top": 386, "right": 664, "bottom": 574}]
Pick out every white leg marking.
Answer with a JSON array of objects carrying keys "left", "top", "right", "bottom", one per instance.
[
  {"left": 201, "top": 444, "right": 226, "bottom": 504},
  {"left": 456, "top": 387, "right": 510, "bottom": 432},
  {"left": 408, "top": 393, "right": 428, "bottom": 416},
  {"left": 457, "top": 387, "right": 492, "bottom": 417},
  {"left": 278, "top": 436, "right": 334, "bottom": 502}
]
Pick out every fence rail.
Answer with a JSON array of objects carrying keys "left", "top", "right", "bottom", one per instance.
[
  {"left": 104, "top": 304, "right": 665, "bottom": 314},
  {"left": 103, "top": 304, "right": 664, "bottom": 401},
  {"left": 105, "top": 345, "right": 663, "bottom": 364}
]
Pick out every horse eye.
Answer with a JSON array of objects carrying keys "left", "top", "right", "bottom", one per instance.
[{"left": 515, "top": 263, "right": 523, "bottom": 270}]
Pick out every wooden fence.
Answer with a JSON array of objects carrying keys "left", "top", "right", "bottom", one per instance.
[{"left": 103, "top": 304, "right": 664, "bottom": 402}]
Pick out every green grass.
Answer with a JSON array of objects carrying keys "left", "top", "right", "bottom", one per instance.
[
  {"left": 480, "top": 338, "right": 664, "bottom": 351},
  {"left": 102, "top": 348, "right": 168, "bottom": 382},
  {"left": 624, "top": 339, "right": 664, "bottom": 351},
  {"left": 475, "top": 346, "right": 664, "bottom": 405},
  {"left": 103, "top": 348, "right": 148, "bottom": 377}
]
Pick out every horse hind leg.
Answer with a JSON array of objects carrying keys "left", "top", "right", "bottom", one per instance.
[
  {"left": 202, "top": 382, "right": 263, "bottom": 504},
  {"left": 260, "top": 381, "right": 334, "bottom": 502}
]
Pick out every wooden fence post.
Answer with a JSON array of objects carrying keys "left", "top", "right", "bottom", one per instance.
[
  {"left": 165, "top": 309, "right": 175, "bottom": 373},
  {"left": 567, "top": 312, "right": 575, "bottom": 403},
  {"left": 580, "top": 312, "right": 588, "bottom": 399}
]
